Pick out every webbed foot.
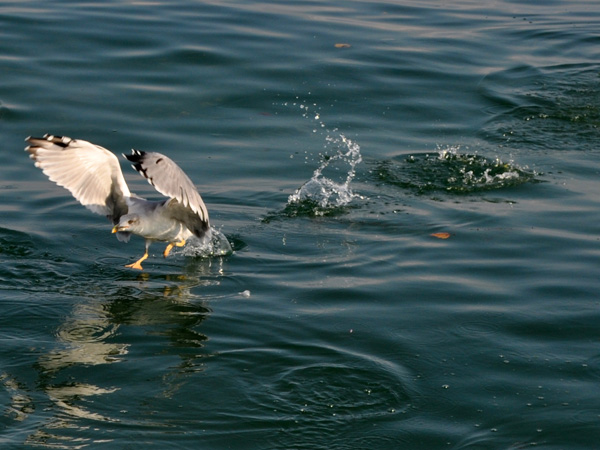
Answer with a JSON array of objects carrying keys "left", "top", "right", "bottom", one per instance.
[
  {"left": 125, "top": 253, "right": 148, "bottom": 270},
  {"left": 163, "top": 240, "right": 186, "bottom": 258}
]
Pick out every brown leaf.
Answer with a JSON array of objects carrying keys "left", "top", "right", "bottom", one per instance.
[
  {"left": 431, "top": 232, "right": 452, "bottom": 239},
  {"left": 334, "top": 43, "right": 351, "bottom": 48}
]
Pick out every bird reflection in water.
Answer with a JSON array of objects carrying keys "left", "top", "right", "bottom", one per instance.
[{"left": 27, "top": 267, "right": 216, "bottom": 448}]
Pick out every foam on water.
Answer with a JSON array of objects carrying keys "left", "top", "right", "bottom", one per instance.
[
  {"left": 436, "top": 145, "right": 529, "bottom": 189},
  {"left": 377, "top": 145, "right": 537, "bottom": 195}
]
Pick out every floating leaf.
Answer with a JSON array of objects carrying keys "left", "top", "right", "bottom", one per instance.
[
  {"left": 431, "top": 232, "right": 452, "bottom": 239},
  {"left": 334, "top": 43, "right": 351, "bottom": 48}
]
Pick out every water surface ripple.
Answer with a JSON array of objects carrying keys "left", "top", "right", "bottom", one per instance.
[{"left": 1, "top": 0, "right": 599, "bottom": 448}]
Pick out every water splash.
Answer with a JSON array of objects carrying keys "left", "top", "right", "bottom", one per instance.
[
  {"left": 377, "top": 145, "right": 537, "bottom": 195},
  {"left": 180, "top": 227, "right": 233, "bottom": 257},
  {"left": 288, "top": 134, "right": 362, "bottom": 211},
  {"left": 265, "top": 99, "right": 363, "bottom": 219}
]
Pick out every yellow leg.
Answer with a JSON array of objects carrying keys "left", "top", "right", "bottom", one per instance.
[
  {"left": 125, "top": 252, "right": 148, "bottom": 270},
  {"left": 163, "top": 243, "right": 174, "bottom": 258},
  {"left": 163, "top": 239, "right": 186, "bottom": 258}
]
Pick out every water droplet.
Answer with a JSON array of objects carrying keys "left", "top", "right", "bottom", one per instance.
[{"left": 287, "top": 134, "right": 362, "bottom": 210}]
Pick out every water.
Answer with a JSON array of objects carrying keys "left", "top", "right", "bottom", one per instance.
[
  {"left": 285, "top": 127, "right": 363, "bottom": 216},
  {"left": 1, "top": 0, "right": 599, "bottom": 448},
  {"left": 376, "top": 146, "right": 537, "bottom": 194}
]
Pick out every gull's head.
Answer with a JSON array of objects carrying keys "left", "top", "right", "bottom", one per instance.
[{"left": 112, "top": 214, "right": 141, "bottom": 233}]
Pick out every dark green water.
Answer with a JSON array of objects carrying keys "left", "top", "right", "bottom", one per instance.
[{"left": 1, "top": 1, "right": 599, "bottom": 448}]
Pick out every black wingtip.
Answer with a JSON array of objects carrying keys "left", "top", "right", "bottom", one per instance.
[
  {"left": 25, "top": 134, "right": 70, "bottom": 151},
  {"left": 31, "top": 134, "right": 73, "bottom": 148},
  {"left": 125, "top": 149, "right": 153, "bottom": 183},
  {"left": 25, "top": 135, "right": 45, "bottom": 144},
  {"left": 124, "top": 148, "right": 145, "bottom": 163}
]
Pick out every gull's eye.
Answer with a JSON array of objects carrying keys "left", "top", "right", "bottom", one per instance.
[{"left": 128, "top": 219, "right": 135, "bottom": 225}]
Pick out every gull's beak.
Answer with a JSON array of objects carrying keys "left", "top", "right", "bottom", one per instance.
[{"left": 112, "top": 225, "right": 120, "bottom": 234}]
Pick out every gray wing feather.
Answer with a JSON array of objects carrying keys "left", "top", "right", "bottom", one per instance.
[
  {"left": 125, "top": 150, "right": 210, "bottom": 233},
  {"left": 166, "top": 199, "right": 211, "bottom": 238},
  {"left": 25, "top": 135, "right": 131, "bottom": 224}
]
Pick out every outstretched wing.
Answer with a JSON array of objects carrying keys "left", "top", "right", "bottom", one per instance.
[
  {"left": 25, "top": 134, "right": 131, "bottom": 224},
  {"left": 125, "top": 149, "right": 210, "bottom": 234}
]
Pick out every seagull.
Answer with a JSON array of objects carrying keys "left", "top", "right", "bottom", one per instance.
[{"left": 25, "top": 134, "right": 210, "bottom": 270}]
